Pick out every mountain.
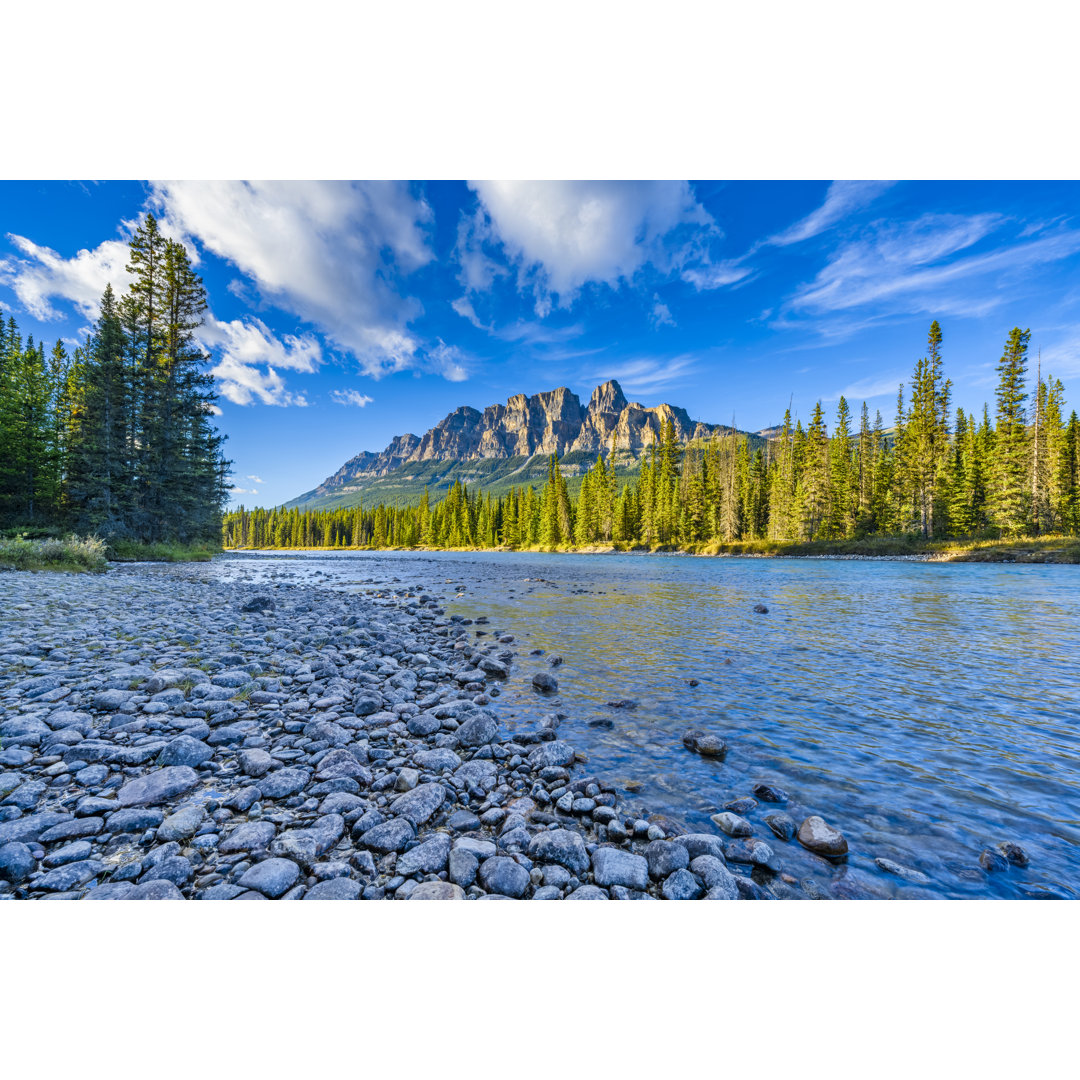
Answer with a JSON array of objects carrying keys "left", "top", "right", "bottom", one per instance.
[{"left": 286, "top": 380, "right": 755, "bottom": 510}]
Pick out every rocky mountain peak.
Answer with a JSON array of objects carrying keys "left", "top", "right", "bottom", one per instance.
[{"left": 588, "top": 379, "right": 628, "bottom": 416}]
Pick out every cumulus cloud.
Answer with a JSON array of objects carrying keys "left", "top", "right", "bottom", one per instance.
[
  {"left": 330, "top": 389, "right": 374, "bottom": 407},
  {"left": 198, "top": 315, "right": 321, "bottom": 406},
  {"left": 0, "top": 234, "right": 134, "bottom": 319},
  {"left": 462, "top": 181, "right": 720, "bottom": 314},
  {"left": 426, "top": 341, "right": 469, "bottom": 382},
  {"left": 246, "top": 475, "right": 264, "bottom": 483},
  {"left": 150, "top": 181, "right": 435, "bottom": 379},
  {"left": 229, "top": 486, "right": 259, "bottom": 496}
]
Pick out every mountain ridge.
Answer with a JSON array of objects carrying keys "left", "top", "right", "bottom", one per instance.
[{"left": 286, "top": 380, "right": 756, "bottom": 510}]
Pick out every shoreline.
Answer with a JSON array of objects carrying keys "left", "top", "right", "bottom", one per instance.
[
  {"left": 0, "top": 560, "right": 1044, "bottom": 900},
  {"left": 221, "top": 538, "right": 1080, "bottom": 564}
]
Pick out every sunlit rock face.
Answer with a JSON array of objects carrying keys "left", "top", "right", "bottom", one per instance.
[{"left": 302, "top": 379, "right": 732, "bottom": 503}]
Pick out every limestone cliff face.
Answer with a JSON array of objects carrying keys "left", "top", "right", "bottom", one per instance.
[{"left": 305, "top": 380, "right": 727, "bottom": 499}]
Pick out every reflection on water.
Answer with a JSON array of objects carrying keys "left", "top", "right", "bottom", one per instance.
[{"left": 203, "top": 550, "right": 1080, "bottom": 899}]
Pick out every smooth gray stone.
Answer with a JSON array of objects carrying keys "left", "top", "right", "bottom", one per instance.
[
  {"left": 0, "top": 841, "right": 36, "bottom": 884},
  {"left": 528, "top": 741, "right": 576, "bottom": 769},
  {"left": 566, "top": 884, "right": 609, "bottom": 899},
  {"left": 43, "top": 840, "right": 93, "bottom": 868},
  {"left": 661, "top": 868, "right": 704, "bottom": 900},
  {"left": 532, "top": 885, "right": 562, "bottom": 899},
  {"left": 125, "top": 879, "right": 185, "bottom": 899},
  {"left": 591, "top": 847, "right": 649, "bottom": 890},
  {"left": 237, "top": 857, "right": 301, "bottom": 897},
  {"left": 218, "top": 820, "right": 277, "bottom": 853},
  {"left": 270, "top": 814, "right": 345, "bottom": 866},
  {"left": 239, "top": 749, "right": 274, "bottom": 778},
  {"left": 157, "top": 735, "right": 213, "bottom": 768},
  {"left": 359, "top": 817, "right": 415, "bottom": 853},
  {"left": 0, "top": 811, "right": 73, "bottom": 845},
  {"left": 36, "top": 859, "right": 105, "bottom": 892},
  {"left": 39, "top": 817, "right": 103, "bottom": 842},
  {"left": 477, "top": 855, "right": 530, "bottom": 898},
  {"left": 117, "top": 766, "right": 200, "bottom": 807},
  {"left": 527, "top": 829, "right": 589, "bottom": 876},
  {"left": 409, "top": 881, "right": 464, "bottom": 899},
  {"left": 84, "top": 881, "right": 135, "bottom": 899},
  {"left": 157, "top": 805, "right": 205, "bottom": 842},
  {"left": 140, "top": 855, "right": 194, "bottom": 887},
  {"left": 105, "top": 807, "right": 164, "bottom": 833},
  {"left": 690, "top": 855, "right": 739, "bottom": 897},
  {"left": 413, "top": 749, "right": 461, "bottom": 773},
  {"left": 645, "top": 839, "right": 690, "bottom": 880},
  {"left": 257, "top": 768, "right": 310, "bottom": 799},
  {"left": 448, "top": 847, "right": 478, "bottom": 888},
  {"left": 388, "top": 783, "right": 445, "bottom": 827},
  {"left": 396, "top": 833, "right": 451, "bottom": 876},
  {"left": 304, "top": 877, "right": 361, "bottom": 900},
  {"left": 200, "top": 883, "right": 246, "bottom": 900},
  {"left": 456, "top": 713, "right": 499, "bottom": 747},
  {"left": 314, "top": 749, "right": 372, "bottom": 785},
  {"left": 673, "top": 833, "right": 728, "bottom": 861}
]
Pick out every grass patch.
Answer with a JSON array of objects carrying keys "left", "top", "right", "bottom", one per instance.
[
  {"left": 0, "top": 534, "right": 108, "bottom": 573},
  {"left": 106, "top": 540, "right": 220, "bottom": 563}
]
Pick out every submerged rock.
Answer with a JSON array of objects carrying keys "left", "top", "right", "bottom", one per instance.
[{"left": 797, "top": 816, "right": 848, "bottom": 858}]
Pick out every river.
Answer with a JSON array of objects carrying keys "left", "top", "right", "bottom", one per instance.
[{"left": 202, "top": 549, "right": 1080, "bottom": 898}]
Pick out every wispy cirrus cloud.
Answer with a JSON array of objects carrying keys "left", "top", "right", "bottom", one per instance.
[
  {"left": 823, "top": 373, "right": 907, "bottom": 403},
  {"left": 586, "top": 354, "right": 700, "bottom": 398},
  {"left": 789, "top": 214, "right": 1080, "bottom": 320},
  {"left": 765, "top": 181, "right": 895, "bottom": 248}
]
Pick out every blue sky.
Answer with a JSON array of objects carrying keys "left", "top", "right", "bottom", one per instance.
[{"left": 2, "top": 179, "right": 1079, "bottom": 509}]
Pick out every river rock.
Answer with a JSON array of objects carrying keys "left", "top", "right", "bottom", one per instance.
[
  {"left": 591, "top": 847, "right": 648, "bottom": 890},
  {"left": 875, "top": 857, "right": 930, "bottom": 885},
  {"left": 359, "top": 817, "right": 415, "bottom": 853},
  {"left": 979, "top": 848, "right": 1009, "bottom": 873},
  {"left": 690, "top": 855, "right": 739, "bottom": 897},
  {"left": 157, "top": 735, "right": 213, "bottom": 768},
  {"left": 753, "top": 782, "right": 789, "bottom": 803},
  {"left": 0, "top": 841, "right": 36, "bottom": 884},
  {"left": 410, "top": 881, "right": 465, "bottom": 900},
  {"left": 711, "top": 812, "right": 753, "bottom": 838},
  {"left": 797, "top": 816, "right": 848, "bottom": 858},
  {"left": 237, "top": 857, "right": 301, "bottom": 897},
  {"left": 257, "top": 768, "right": 309, "bottom": 799},
  {"left": 396, "top": 833, "right": 452, "bottom": 876},
  {"left": 125, "top": 879, "right": 185, "bottom": 899},
  {"left": 304, "top": 877, "right": 361, "bottom": 900},
  {"left": 527, "top": 828, "right": 589, "bottom": 876},
  {"left": 219, "top": 820, "right": 277, "bottom": 853},
  {"left": 683, "top": 729, "right": 726, "bottom": 757},
  {"left": 528, "top": 741, "right": 576, "bottom": 769},
  {"left": 388, "top": 783, "right": 445, "bottom": 827},
  {"left": 117, "top": 766, "right": 200, "bottom": 807},
  {"left": 764, "top": 812, "right": 796, "bottom": 842},
  {"left": 531, "top": 672, "right": 558, "bottom": 693},
  {"left": 673, "top": 833, "right": 728, "bottom": 862},
  {"left": 456, "top": 712, "right": 499, "bottom": 746},
  {"left": 478, "top": 855, "right": 530, "bottom": 897},
  {"left": 566, "top": 884, "right": 608, "bottom": 899},
  {"left": 271, "top": 815, "right": 345, "bottom": 866},
  {"left": 645, "top": 839, "right": 690, "bottom": 880},
  {"left": 239, "top": 749, "right": 273, "bottom": 777},
  {"left": 661, "top": 868, "right": 704, "bottom": 900},
  {"left": 36, "top": 859, "right": 105, "bottom": 892},
  {"left": 996, "top": 841, "right": 1030, "bottom": 867},
  {"left": 157, "top": 804, "right": 205, "bottom": 842},
  {"left": 315, "top": 750, "right": 372, "bottom": 784}
]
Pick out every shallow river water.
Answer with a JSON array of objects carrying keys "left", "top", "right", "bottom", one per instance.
[{"left": 205, "top": 550, "right": 1080, "bottom": 899}]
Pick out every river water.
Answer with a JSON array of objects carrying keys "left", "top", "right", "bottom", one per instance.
[{"left": 204, "top": 550, "right": 1080, "bottom": 899}]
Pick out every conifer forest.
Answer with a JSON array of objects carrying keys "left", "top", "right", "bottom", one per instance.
[
  {"left": 222, "top": 323, "right": 1079, "bottom": 552},
  {"left": 0, "top": 215, "right": 229, "bottom": 544}
]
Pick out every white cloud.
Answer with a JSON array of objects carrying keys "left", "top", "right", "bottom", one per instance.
[
  {"left": 0, "top": 234, "right": 133, "bottom": 319},
  {"left": 464, "top": 181, "right": 719, "bottom": 313},
  {"left": 330, "top": 389, "right": 374, "bottom": 407},
  {"left": 246, "top": 475, "right": 264, "bottom": 483},
  {"left": 229, "top": 486, "right": 259, "bottom": 496},
  {"left": 766, "top": 181, "right": 895, "bottom": 247},
  {"left": 207, "top": 404, "right": 223, "bottom": 416},
  {"left": 150, "top": 181, "right": 435, "bottom": 378},
  {"left": 824, "top": 373, "right": 907, "bottom": 403},
  {"left": 682, "top": 260, "right": 754, "bottom": 290},
  {"left": 651, "top": 294, "right": 675, "bottom": 328},
  {"left": 586, "top": 354, "right": 699, "bottom": 397},
  {"left": 427, "top": 341, "right": 469, "bottom": 382},
  {"left": 789, "top": 213, "right": 1080, "bottom": 318},
  {"left": 199, "top": 315, "right": 321, "bottom": 406}
]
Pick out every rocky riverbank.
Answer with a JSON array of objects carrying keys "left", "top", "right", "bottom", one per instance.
[{"left": 0, "top": 561, "right": 1021, "bottom": 900}]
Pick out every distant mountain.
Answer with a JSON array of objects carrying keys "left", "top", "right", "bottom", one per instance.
[{"left": 286, "top": 380, "right": 758, "bottom": 510}]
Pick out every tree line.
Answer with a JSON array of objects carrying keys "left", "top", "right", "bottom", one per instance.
[
  {"left": 0, "top": 215, "right": 230, "bottom": 543},
  {"left": 223, "top": 322, "right": 1080, "bottom": 551}
]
